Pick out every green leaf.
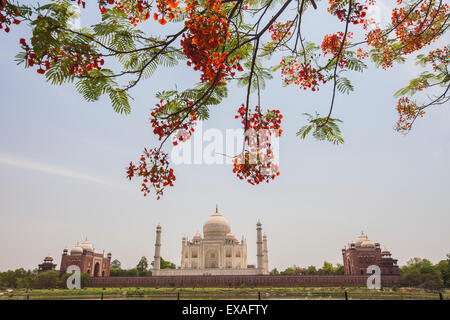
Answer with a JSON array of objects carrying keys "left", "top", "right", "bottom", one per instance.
[{"left": 297, "top": 112, "right": 344, "bottom": 145}]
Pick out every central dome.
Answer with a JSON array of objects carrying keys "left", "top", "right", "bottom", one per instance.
[{"left": 203, "top": 210, "right": 231, "bottom": 239}]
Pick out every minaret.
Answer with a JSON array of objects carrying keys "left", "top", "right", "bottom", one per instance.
[
  {"left": 256, "top": 220, "right": 263, "bottom": 271},
  {"left": 153, "top": 223, "right": 162, "bottom": 270},
  {"left": 263, "top": 233, "right": 269, "bottom": 274}
]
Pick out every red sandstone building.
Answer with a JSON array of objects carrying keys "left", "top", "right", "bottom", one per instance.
[
  {"left": 38, "top": 255, "right": 57, "bottom": 274},
  {"left": 342, "top": 232, "right": 399, "bottom": 275},
  {"left": 59, "top": 239, "right": 112, "bottom": 277}
]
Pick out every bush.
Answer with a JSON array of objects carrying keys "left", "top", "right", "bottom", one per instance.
[
  {"left": 61, "top": 272, "right": 90, "bottom": 289},
  {"left": 33, "top": 271, "right": 60, "bottom": 289}
]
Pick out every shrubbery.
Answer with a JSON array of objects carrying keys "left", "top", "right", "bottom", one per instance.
[{"left": 400, "top": 256, "right": 449, "bottom": 290}]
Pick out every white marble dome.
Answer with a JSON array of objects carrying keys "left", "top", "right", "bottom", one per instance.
[
  {"left": 193, "top": 232, "right": 202, "bottom": 240},
  {"left": 70, "top": 245, "right": 83, "bottom": 255},
  {"left": 355, "top": 232, "right": 369, "bottom": 247},
  {"left": 203, "top": 211, "right": 231, "bottom": 239},
  {"left": 361, "top": 239, "right": 375, "bottom": 248},
  {"left": 80, "top": 239, "right": 94, "bottom": 252}
]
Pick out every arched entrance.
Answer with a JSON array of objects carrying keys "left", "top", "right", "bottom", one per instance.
[
  {"left": 94, "top": 262, "right": 100, "bottom": 277},
  {"left": 205, "top": 249, "right": 218, "bottom": 268}
]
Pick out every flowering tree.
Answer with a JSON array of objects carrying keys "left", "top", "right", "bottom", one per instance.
[{"left": 2, "top": 0, "right": 449, "bottom": 198}]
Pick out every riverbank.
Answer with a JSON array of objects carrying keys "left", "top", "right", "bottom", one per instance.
[{"left": 1, "top": 287, "right": 448, "bottom": 300}]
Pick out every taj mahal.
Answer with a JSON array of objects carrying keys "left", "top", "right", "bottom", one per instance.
[{"left": 152, "top": 206, "right": 269, "bottom": 276}]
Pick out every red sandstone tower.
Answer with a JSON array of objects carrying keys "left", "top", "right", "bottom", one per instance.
[
  {"left": 342, "top": 232, "right": 399, "bottom": 275},
  {"left": 38, "top": 255, "right": 57, "bottom": 274},
  {"left": 59, "top": 239, "right": 112, "bottom": 277}
]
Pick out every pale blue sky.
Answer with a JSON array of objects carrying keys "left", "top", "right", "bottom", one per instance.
[{"left": 0, "top": 1, "right": 449, "bottom": 271}]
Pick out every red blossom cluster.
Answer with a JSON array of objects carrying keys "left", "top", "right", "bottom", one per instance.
[
  {"left": 126, "top": 148, "right": 176, "bottom": 199},
  {"left": 0, "top": 0, "right": 21, "bottom": 33},
  {"left": 232, "top": 105, "right": 283, "bottom": 185},
  {"left": 99, "top": 0, "right": 152, "bottom": 26},
  {"left": 20, "top": 38, "right": 104, "bottom": 75},
  {"left": 392, "top": 0, "right": 449, "bottom": 55},
  {"left": 321, "top": 32, "right": 353, "bottom": 67},
  {"left": 328, "top": 0, "right": 375, "bottom": 25},
  {"left": 426, "top": 46, "right": 449, "bottom": 72},
  {"left": 70, "top": 0, "right": 86, "bottom": 9},
  {"left": 268, "top": 20, "right": 293, "bottom": 43},
  {"left": 356, "top": 47, "right": 369, "bottom": 60},
  {"left": 181, "top": 0, "right": 243, "bottom": 84},
  {"left": 395, "top": 97, "right": 425, "bottom": 132},
  {"left": 153, "top": 0, "right": 181, "bottom": 25},
  {"left": 280, "top": 59, "right": 326, "bottom": 91},
  {"left": 150, "top": 100, "right": 198, "bottom": 146},
  {"left": 366, "top": 27, "right": 394, "bottom": 69},
  {"left": 367, "top": 0, "right": 449, "bottom": 69}
]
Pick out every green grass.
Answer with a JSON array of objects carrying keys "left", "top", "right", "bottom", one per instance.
[{"left": 1, "top": 287, "right": 448, "bottom": 300}]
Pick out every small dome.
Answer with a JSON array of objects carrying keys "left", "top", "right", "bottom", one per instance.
[
  {"left": 203, "top": 211, "right": 231, "bottom": 239},
  {"left": 381, "top": 248, "right": 391, "bottom": 255},
  {"left": 361, "top": 239, "right": 375, "bottom": 248},
  {"left": 193, "top": 232, "right": 202, "bottom": 240},
  {"left": 44, "top": 255, "right": 53, "bottom": 261},
  {"left": 355, "top": 232, "right": 369, "bottom": 247},
  {"left": 225, "top": 232, "right": 237, "bottom": 241},
  {"left": 70, "top": 245, "right": 83, "bottom": 255},
  {"left": 80, "top": 239, "right": 94, "bottom": 252}
]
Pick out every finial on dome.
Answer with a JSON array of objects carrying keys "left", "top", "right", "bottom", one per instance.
[{"left": 216, "top": 204, "right": 218, "bottom": 213}]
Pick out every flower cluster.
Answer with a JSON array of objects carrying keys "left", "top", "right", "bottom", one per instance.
[
  {"left": 20, "top": 38, "right": 104, "bottom": 75},
  {"left": 99, "top": 0, "right": 152, "bottom": 26},
  {"left": 392, "top": 0, "right": 449, "bottom": 55},
  {"left": 426, "top": 46, "right": 449, "bottom": 72},
  {"left": 232, "top": 105, "right": 283, "bottom": 185},
  {"left": 280, "top": 59, "right": 326, "bottom": 91},
  {"left": 153, "top": 0, "right": 181, "bottom": 25},
  {"left": 126, "top": 148, "right": 176, "bottom": 199},
  {"left": 395, "top": 97, "right": 425, "bottom": 132},
  {"left": 367, "top": 0, "right": 449, "bottom": 69},
  {"left": 181, "top": 0, "right": 243, "bottom": 84},
  {"left": 321, "top": 32, "right": 353, "bottom": 67},
  {"left": 70, "top": 0, "right": 86, "bottom": 9},
  {"left": 0, "top": 0, "right": 21, "bottom": 33},
  {"left": 328, "top": 0, "right": 375, "bottom": 25},
  {"left": 268, "top": 20, "right": 293, "bottom": 44},
  {"left": 366, "top": 28, "right": 395, "bottom": 69},
  {"left": 150, "top": 100, "right": 198, "bottom": 146}
]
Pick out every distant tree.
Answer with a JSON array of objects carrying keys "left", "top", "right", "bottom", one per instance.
[
  {"left": 269, "top": 268, "right": 279, "bottom": 275},
  {"left": 0, "top": 269, "right": 35, "bottom": 289},
  {"left": 334, "top": 263, "right": 345, "bottom": 275},
  {"left": 400, "top": 257, "right": 444, "bottom": 289},
  {"left": 280, "top": 267, "right": 296, "bottom": 275},
  {"left": 435, "top": 255, "right": 450, "bottom": 288},
  {"left": 110, "top": 268, "right": 128, "bottom": 277},
  {"left": 136, "top": 256, "right": 149, "bottom": 273},
  {"left": 126, "top": 269, "right": 139, "bottom": 277},
  {"left": 151, "top": 257, "right": 176, "bottom": 270},
  {"left": 303, "top": 265, "right": 318, "bottom": 275},
  {"left": 33, "top": 271, "right": 60, "bottom": 289},
  {"left": 320, "top": 261, "right": 334, "bottom": 275},
  {"left": 110, "top": 259, "right": 122, "bottom": 269}
]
